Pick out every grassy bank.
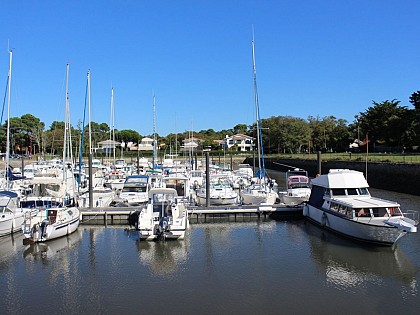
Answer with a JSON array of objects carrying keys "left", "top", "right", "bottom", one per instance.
[{"left": 263, "top": 153, "right": 420, "bottom": 164}]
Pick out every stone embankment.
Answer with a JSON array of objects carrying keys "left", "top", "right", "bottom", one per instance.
[{"left": 245, "top": 157, "right": 420, "bottom": 196}]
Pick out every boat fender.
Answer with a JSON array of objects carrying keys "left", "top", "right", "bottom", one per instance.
[
  {"left": 321, "top": 212, "right": 327, "bottom": 227},
  {"left": 303, "top": 205, "right": 308, "bottom": 217}
]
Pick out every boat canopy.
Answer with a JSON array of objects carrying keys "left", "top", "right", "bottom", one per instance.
[
  {"left": 311, "top": 169, "right": 369, "bottom": 189},
  {"left": 329, "top": 196, "right": 400, "bottom": 209}
]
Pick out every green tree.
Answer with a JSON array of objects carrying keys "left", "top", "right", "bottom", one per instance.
[
  {"left": 116, "top": 129, "right": 141, "bottom": 151},
  {"left": 409, "top": 91, "right": 420, "bottom": 149},
  {"left": 409, "top": 91, "right": 420, "bottom": 110},
  {"left": 260, "top": 116, "right": 311, "bottom": 154},
  {"left": 232, "top": 124, "right": 249, "bottom": 135},
  {"left": 308, "top": 116, "right": 350, "bottom": 152},
  {"left": 357, "top": 100, "right": 410, "bottom": 149}
]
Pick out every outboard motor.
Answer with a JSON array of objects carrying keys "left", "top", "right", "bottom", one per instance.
[
  {"left": 40, "top": 220, "right": 49, "bottom": 237},
  {"left": 128, "top": 211, "right": 140, "bottom": 228}
]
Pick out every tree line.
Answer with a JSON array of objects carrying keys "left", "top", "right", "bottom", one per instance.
[{"left": 1, "top": 90, "right": 420, "bottom": 157}]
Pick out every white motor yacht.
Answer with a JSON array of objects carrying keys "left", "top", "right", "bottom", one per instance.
[
  {"left": 279, "top": 168, "right": 311, "bottom": 206},
  {"left": 195, "top": 176, "right": 238, "bottom": 206},
  {"left": 0, "top": 191, "right": 38, "bottom": 237},
  {"left": 303, "top": 169, "right": 418, "bottom": 246},
  {"left": 129, "top": 188, "right": 189, "bottom": 240},
  {"left": 118, "top": 175, "right": 150, "bottom": 206}
]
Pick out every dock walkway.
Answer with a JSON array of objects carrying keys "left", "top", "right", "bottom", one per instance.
[{"left": 80, "top": 204, "right": 303, "bottom": 224}]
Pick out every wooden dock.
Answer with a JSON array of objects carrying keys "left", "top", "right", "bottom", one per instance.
[{"left": 80, "top": 204, "right": 303, "bottom": 225}]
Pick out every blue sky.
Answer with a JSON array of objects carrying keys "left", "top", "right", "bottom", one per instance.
[{"left": 1, "top": 1, "right": 420, "bottom": 137}]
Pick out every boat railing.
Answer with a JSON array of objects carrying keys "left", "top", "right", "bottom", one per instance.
[{"left": 403, "top": 210, "right": 419, "bottom": 225}]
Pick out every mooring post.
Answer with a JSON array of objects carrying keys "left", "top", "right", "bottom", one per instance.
[
  {"left": 88, "top": 153, "right": 93, "bottom": 209},
  {"left": 206, "top": 151, "right": 210, "bottom": 208},
  {"left": 317, "top": 151, "right": 322, "bottom": 175},
  {"left": 21, "top": 157, "right": 25, "bottom": 178}
]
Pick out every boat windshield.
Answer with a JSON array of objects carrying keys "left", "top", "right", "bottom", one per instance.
[
  {"left": 358, "top": 188, "right": 369, "bottom": 195},
  {"left": 331, "top": 187, "right": 370, "bottom": 197},
  {"left": 331, "top": 188, "right": 346, "bottom": 196},
  {"left": 0, "top": 206, "right": 9, "bottom": 213},
  {"left": 122, "top": 186, "right": 147, "bottom": 193},
  {"left": 152, "top": 193, "right": 175, "bottom": 203},
  {"left": 347, "top": 188, "right": 358, "bottom": 195}
]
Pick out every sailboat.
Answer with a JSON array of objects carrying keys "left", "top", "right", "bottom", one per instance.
[
  {"left": 77, "top": 70, "right": 116, "bottom": 208},
  {"left": 21, "top": 64, "right": 80, "bottom": 243},
  {"left": 0, "top": 50, "right": 38, "bottom": 236},
  {"left": 241, "top": 34, "right": 278, "bottom": 206}
]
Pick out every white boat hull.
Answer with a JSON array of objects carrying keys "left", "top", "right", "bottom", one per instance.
[
  {"left": 304, "top": 204, "right": 406, "bottom": 245},
  {"left": 280, "top": 194, "right": 308, "bottom": 206},
  {"left": 134, "top": 188, "right": 189, "bottom": 241},
  {"left": 138, "top": 226, "right": 187, "bottom": 240},
  {"left": 279, "top": 187, "right": 310, "bottom": 206},
  {"left": 0, "top": 208, "right": 38, "bottom": 237},
  {"left": 0, "top": 211, "right": 24, "bottom": 236},
  {"left": 22, "top": 207, "right": 80, "bottom": 243},
  {"left": 196, "top": 194, "right": 238, "bottom": 206},
  {"left": 241, "top": 190, "right": 277, "bottom": 206}
]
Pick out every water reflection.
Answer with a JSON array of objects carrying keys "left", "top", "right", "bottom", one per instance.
[
  {"left": 23, "top": 229, "right": 82, "bottom": 261},
  {"left": 126, "top": 230, "right": 190, "bottom": 276},
  {"left": 303, "top": 222, "right": 418, "bottom": 292},
  {"left": 0, "top": 233, "right": 23, "bottom": 270}
]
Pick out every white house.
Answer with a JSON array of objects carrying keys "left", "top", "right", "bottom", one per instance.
[
  {"left": 97, "top": 139, "right": 121, "bottom": 152},
  {"left": 137, "top": 137, "right": 155, "bottom": 151},
  {"left": 181, "top": 137, "right": 202, "bottom": 151},
  {"left": 224, "top": 134, "right": 254, "bottom": 152}
]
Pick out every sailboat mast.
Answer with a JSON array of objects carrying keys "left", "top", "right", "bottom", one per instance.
[
  {"left": 252, "top": 35, "right": 262, "bottom": 174},
  {"left": 63, "top": 64, "right": 70, "bottom": 189},
  {"left": 88, "top": 70, "right": 92, "bottom": 154},
  {"left": 5, "top": 50, "right": 12, "bottom": 186},
  {"left": 109, "top": 87, "right": 115, "bottom": 162},
  {"left": 152, "top": 94, "right": 157, "bottom": 168}
]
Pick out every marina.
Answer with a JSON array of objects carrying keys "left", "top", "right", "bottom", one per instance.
[
  {"left": 0, "top": 185, "right": 419, "bottom": 314},
  {"left": 2, "top": 2, "right": 420, "bottom": 313}
]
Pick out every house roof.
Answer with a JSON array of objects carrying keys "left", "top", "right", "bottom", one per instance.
[
  {"left": 182, "top": 137, "right": 203, "bottom": 143},
  {"left": 231, "top": 133, "right": 254, "bottom": 140},
  {"left": 97, "top": 140, "right": 121, "bottom": 146}
]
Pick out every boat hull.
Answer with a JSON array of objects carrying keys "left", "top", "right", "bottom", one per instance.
[
  {"left": 137, "top": 215, "right": 189, "bottom": 241},
  {"left": 241, "top": 190, "right": 277, "bottom": 206},
  {"left": 0, "top": 211, "right": 24, "bottom": 236},
  {"left": 22, "top": 207, "right": 80, "bottom": 243},
  {"left": 0, "top": 209, "right": 38, "bottom": 237},
  {"left": 304, "top": 204, "right": 406, "bottom": 246},
  {"left": 280, "top": 194, "right": 308, "bottom": 206},
  {"left": 138, "top": 228, "right": 187, "bottom": 240},
  {"left": 196, "top": 195, "right": 238, "bottom": 206}
]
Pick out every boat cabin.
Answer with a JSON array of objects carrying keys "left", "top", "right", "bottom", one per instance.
[
  {"left": 287, "top": 175, "right": 310, "bottom": 189},
  {"left": 149, "top": 189, "right": 180, "bottom": 217},
  {"left": 122, "top": 175, "right": 150, "bottom": 193}
]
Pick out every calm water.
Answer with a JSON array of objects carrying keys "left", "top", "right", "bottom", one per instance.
[{"left": 1, "top": 172, "right": 420, "bottom": 314}]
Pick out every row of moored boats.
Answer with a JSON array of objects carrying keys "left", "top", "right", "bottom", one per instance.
[{"left": 1, "top": 157, "right": 418, "bottom": 246}]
